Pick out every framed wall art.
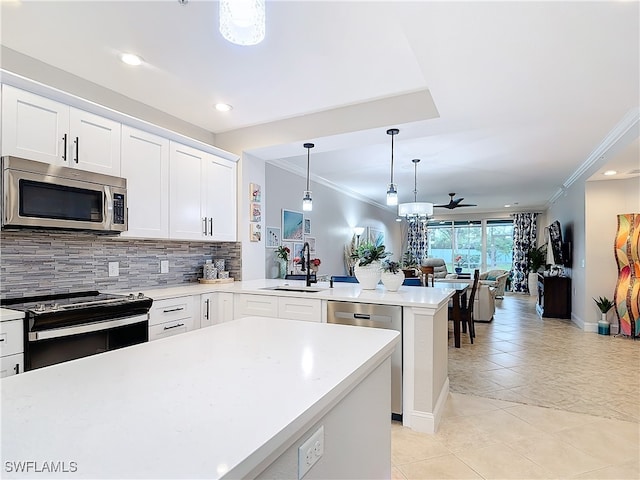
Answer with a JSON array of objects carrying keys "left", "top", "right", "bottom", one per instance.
[
  {"left": 265, "top": 226, "right": 280, "bottom": 248},
  {"left": 304, "top": 218, "right": 311, "bottom": 235},
  {"left": 304, "top": 236, "right": 316, "bottom": 253},
  {"left": 251, "top": 203, "right": 261, "bottom": 222},
  {"left": 250, "top": 223, "right": 262, "bottom": 242},
  {"left": 367, "top": 227, "right": 384, "bottom": 246},
  {"left": 250, "top": 183, "right": 261, "bottom": 203},
  {"left": 282, "top": 209, "right": 304, "bottom": 241}
]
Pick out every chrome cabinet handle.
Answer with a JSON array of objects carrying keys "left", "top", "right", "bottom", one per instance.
[
  {"left": 73, "top": 136, "right": 79, "bottom": 163},
  {"left": 14, "top": 363, "right": 20, "bottom": 374},
  {"left": 204, "top": 299, "right": 210, "bottom": 320},
  {"left": 163, "top": 307, "right": 184, "bottom": 313},
  {"left": 209, "top": 218, "right": 213, "bottom": 236},
  {"left": 0, "top": 338, "right": 5, "bottom": 342},
  {"left": 62, "top": 134, "right": 67, "bottom": 161},
  {"left": 202, "top": 217, "right": 208, "bottom": 236},
  {"left": 164, "top": 323, "right": 185, "bottom": 330}
]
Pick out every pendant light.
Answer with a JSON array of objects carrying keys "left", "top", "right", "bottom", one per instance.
[
  {"left": 219, "top": 0, "right": 266, "bottom": 46},
  {"left": 386, "top": 128, "right": 399, "bottom": 206},
  {"left": 398, "top": 159, "right": 433, "bottom": 221},
  {"left": 302, "top": 143, "right": 314, "bottom": 211}
]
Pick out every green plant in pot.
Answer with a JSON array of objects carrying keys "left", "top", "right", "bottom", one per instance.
[
  {"left": 594, "top": 296, "right": 614, "bottom": 335},
  {"left": 526, "top": 245, "right": 547, "bottom": 296},
  {"left": 381, "top": 260, "right": 404, "bottom": 292},
  {"left": 350, "top": 239, "right": 391, "bottom": 289}
]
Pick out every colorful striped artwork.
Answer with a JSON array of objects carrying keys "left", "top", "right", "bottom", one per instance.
[{"left": 614, "top": 213, "right": 640, "bottom": 337}]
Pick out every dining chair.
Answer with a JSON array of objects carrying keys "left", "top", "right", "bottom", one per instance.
[
  {"left": 460, "top": 270, "right": 479, "bottom": 342},
  {"left": 420, "top": 266, "right": 435, "bottom": 287}
]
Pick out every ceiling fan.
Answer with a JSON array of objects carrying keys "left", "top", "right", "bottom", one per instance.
[{"left": 434, "top": 193, "right": 477, "bottom": 209}]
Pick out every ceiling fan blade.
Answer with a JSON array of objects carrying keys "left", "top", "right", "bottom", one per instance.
[{"left": 454, "top": 203, "right": 477, "bottom": 208}]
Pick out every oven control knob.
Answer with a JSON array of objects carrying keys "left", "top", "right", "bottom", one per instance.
[
  {"left": 51, "top": 303, "right": 60, "bottom": 310},
  {"left": 35, "top": 304, "right": 45, "bottom": 312},
  {"left": 127, "top": 293, "right": 136, "bottom": 300},
  {"left": 137, "top": 293, "right": 145, "bottom": 299}
]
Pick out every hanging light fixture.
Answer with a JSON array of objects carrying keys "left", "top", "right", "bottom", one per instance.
[
  {"left": 219, "top": 0, "right": 266, "bottom": 46},
  {"left": 398, "top": 159, "right": 434, "bottom": 222},
  {"left": 386, "top": 128, "right": 399, "bottom": 206},
  {"left": 302, "top": 143, "right": 314, "bottom": 211}
]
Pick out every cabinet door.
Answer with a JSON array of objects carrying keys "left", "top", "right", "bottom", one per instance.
[
  {"left": 203, "top": 155, "right": 237, "bottom": 241},
  {"left": 121, "top": 126, "right": 169, "bottom": 239},
  {"left": 1, "top": 353, "right": 23, "bottom": 377},
  {"left": 278, "top": 297, "right": 322, "bottom": 323},
  {"left": 218, "top": 292, "right": 234, "bottom": 323},
  {"left": 1, "top": 85, "right": 69, "bottom": 165},
  {"left": 169, "top": 142, "right": 207, "bottom": 240},
  {"left": 233, "top": 294, "right": 278, "bottom": 319},
  {"left": 0, "top": 319, "right": 24, "bottom": 357},
  {"left": 149, "top": 296, "right": 195, "bottom": 327},
  {"left": 148, "top": 317, "right": 197, "bottom": 342},
  {"left": 69, "top": 107, "right": 121, "bottom": 176}
]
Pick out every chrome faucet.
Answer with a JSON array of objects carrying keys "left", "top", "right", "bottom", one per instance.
[{"left": 300, "top": 242, "right": 313, "bottom": 287}]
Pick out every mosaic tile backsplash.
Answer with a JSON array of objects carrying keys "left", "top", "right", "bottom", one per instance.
[{"left": 0, "top": 230, "right": 242, "bottom": 300}]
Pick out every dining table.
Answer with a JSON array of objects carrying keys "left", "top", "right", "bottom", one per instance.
[{"left": 433, "top": 281, "right": 469, "bottom": 348}]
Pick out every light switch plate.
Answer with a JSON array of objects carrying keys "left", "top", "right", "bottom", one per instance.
[
  {"left": 298, "top": 425, "right": 324, "bottom": 479},
  {"left": 160, "top": 260, "right": 169, "bottom": 273}
]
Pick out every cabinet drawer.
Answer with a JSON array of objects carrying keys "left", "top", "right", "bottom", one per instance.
[
  {"left": 278, "top": 297, "right": 322, "bottom": 323},
  {"left": 1, "top": 353, "right": 24, "bottom": 377},
  {"left": 149, "top": 296, "right": 194, "bottom": 326},
  {"left": 149, "top": 316, "right": 196, "bottom": 342},
  {"left": 0, "top": 319, "right": 24, "bottom": 357},
  {"left": 234, "top": 294, "right": 278, "bottom": 319}
]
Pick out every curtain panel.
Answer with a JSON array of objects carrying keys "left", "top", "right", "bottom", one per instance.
[
  {"left": 407, "top": 221, "right": 429, "bottom": 263},
  {"left": 512, "top": 212, "right": 538, "bottom": 293}
]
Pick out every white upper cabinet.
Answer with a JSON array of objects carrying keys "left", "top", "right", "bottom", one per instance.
[
  {"left": 121, "top": 126, "right": 170, "bottom": 239},
  {"left": 1, "top": 85, "right": 121, "bottom": 176},
  {"left": 169, "top": 142, "right": 237, "bottom": 242}
]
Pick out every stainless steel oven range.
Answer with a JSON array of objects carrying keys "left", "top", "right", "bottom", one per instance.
[{"left": 3, "top": 291, "right": 152, "bottom": 371}]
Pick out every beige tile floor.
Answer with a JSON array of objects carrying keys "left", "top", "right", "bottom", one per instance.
[{"left": 392, "top": 294, "right": 640, "bottom": 479}]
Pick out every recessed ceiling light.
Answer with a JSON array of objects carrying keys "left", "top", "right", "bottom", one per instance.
[
  {"left": 215, "top": 103, "right": 233, "bottom": 112},
  {"left": 120, "top": 53, "right": 143, "bottom": 66},
  {"left": 504, "top": 204, "right": 511, "bottom": 208},
  {"left": 604, "top": 170, "right": 617, "bottom": 176},
  {"left": 395, "top": 217, "right": 402, "bottom": 222}
]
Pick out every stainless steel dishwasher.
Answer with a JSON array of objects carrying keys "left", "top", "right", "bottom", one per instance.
[{"left": 327, "top": 301, "right": 402, "bottom": 420}]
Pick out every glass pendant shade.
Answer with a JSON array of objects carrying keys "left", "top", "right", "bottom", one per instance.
[
  {"left": 302, "top": 191, "right": 313, "bottom": 211},
  {"left": 219, "top": 0, "right": 266, "bottom": 46},
  {"left": 386, "top": 183, "right": 398, "bottom": 205}
]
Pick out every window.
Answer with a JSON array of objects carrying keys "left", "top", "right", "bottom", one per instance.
[{"left": 427, "top": 219, "right": 513, "bottom": 273}]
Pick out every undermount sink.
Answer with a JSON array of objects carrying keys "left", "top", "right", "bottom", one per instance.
[{"left": 261, "top": 286, "right": 325, "bottom": 293}]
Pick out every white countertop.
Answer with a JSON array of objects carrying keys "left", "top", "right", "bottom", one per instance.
[
  {"left": 125, "top": 279, "right": 454, "bottom": 309},
  {"left": 0, "top": 308, "right": 25, "bottom": 322},
  {"left": 1, "top": 316, "right": 399, "bottom": 479}
]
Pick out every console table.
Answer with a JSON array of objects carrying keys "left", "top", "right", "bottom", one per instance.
[{"left": 536, "top": 273, "right": 571, "bottom": 319}]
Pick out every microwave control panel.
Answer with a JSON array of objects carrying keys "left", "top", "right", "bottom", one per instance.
[{"left": 113, "top": 193, "right": 125, "bottom": 224}]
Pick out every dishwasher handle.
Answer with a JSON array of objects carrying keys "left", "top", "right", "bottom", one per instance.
[{"left": 353, "top": 313, "right": 371, "bottom": 320}]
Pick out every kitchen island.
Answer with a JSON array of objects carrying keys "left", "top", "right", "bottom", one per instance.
[
  {"left": 120, "top": 279, "right": 455, "bottom": 434},
  {"left": 1, "top": 316, "right": 398, "bottom": 479}
]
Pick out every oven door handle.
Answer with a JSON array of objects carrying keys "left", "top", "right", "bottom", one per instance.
[{"left": 28, "top": 314, "right": 149, "bottom": 341}]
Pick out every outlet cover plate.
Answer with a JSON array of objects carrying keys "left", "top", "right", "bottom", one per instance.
[
  {"left": 298, "top": 425, "right": 324, "bottom": 479},
  {"left": 108, "top": 262, "right": 119, "bottom": 277},
  {"left": 160, "top": 260, "right": 169, "bottom": 273}
]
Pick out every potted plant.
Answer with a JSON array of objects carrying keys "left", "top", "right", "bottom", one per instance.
[
  {"left": 401, "top": 251, "right": 419, "bottom": 278},
  {"left": 381, "top": 260, "right": 405, "bottom": 292},
  {"left": 454, "top": 255, "right": 463, "bottom": 274},
  {"left": 526, "top": 245, "right": 547, "bottom": 296},
  {"left": 594, "top": 296, "right": 614, "bottom": 335},
  {"left": 350, "top": 239, "right": 391, "bottom": 289}
]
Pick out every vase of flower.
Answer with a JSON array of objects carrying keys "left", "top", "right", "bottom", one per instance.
[
  {"left": 381, "top": 260, "right": 404, "bottom": 291},
  {"left": 275, "top": 245, "right": 290, "bottom": 279},
  {"left": 454, "top": 255, "right": 463, "bottom": 274}
]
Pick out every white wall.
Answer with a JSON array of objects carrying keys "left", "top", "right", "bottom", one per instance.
[
  {"left": 585, "top": 177, "right": 640, "bottom": 330},
  {"left": 239, "top": 153, "right": 267, "bottom": 281},
  {"left": 265, "top": 164, "right": 401, "bottom": 278}
]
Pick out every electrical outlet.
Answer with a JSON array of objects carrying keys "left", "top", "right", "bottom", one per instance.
[
  {"left": 160, "top": 260, "right": 169, "bottom": 274},
  {"left": 298, "top": 425, "right": 324, "bottom": 479},
  {"left": 108, "top": 261, "right": 119, "bottom": 277}
]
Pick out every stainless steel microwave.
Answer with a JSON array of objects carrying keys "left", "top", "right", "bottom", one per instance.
[{"left": 1, "top": 156, "right": 127, "bottom": 233}]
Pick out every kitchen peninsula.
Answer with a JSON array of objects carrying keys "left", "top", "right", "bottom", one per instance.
[
  {"left": 128, "top": 279, "right": 455, "bottom": 435},
  {"left": 2, "top": 316, "right": 399, "bottom": 479}
]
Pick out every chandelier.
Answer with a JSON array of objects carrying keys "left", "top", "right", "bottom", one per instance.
[
  {"left": 219, "top": 0, "right": 266, "bottom": 46},
  {"left": 398, "top": 159, "right": 433, "bottom": 222}
]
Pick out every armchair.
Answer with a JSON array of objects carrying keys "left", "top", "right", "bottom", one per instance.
[
  {"left": 421, "top": 258, "right": 458, "bottom": 280},
  {"left": 479, "top": 269, "right": 509, "bottom": 298}
]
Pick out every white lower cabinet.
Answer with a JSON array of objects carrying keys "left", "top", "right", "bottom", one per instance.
[
  {"left": 201, "top": 292, "right": 235, "bottom": 328},
  {"left": 148, "top": 296, "right": 196, "bottom": 341},
  {"left": 0, "top": 319, "right": 24, "bottom": 377},
  {"left": 277, "top": 297, "right": 322, "bottom": 322},
  {"left": 234, "top": 294, "right": 322, "bottom": 322}
]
